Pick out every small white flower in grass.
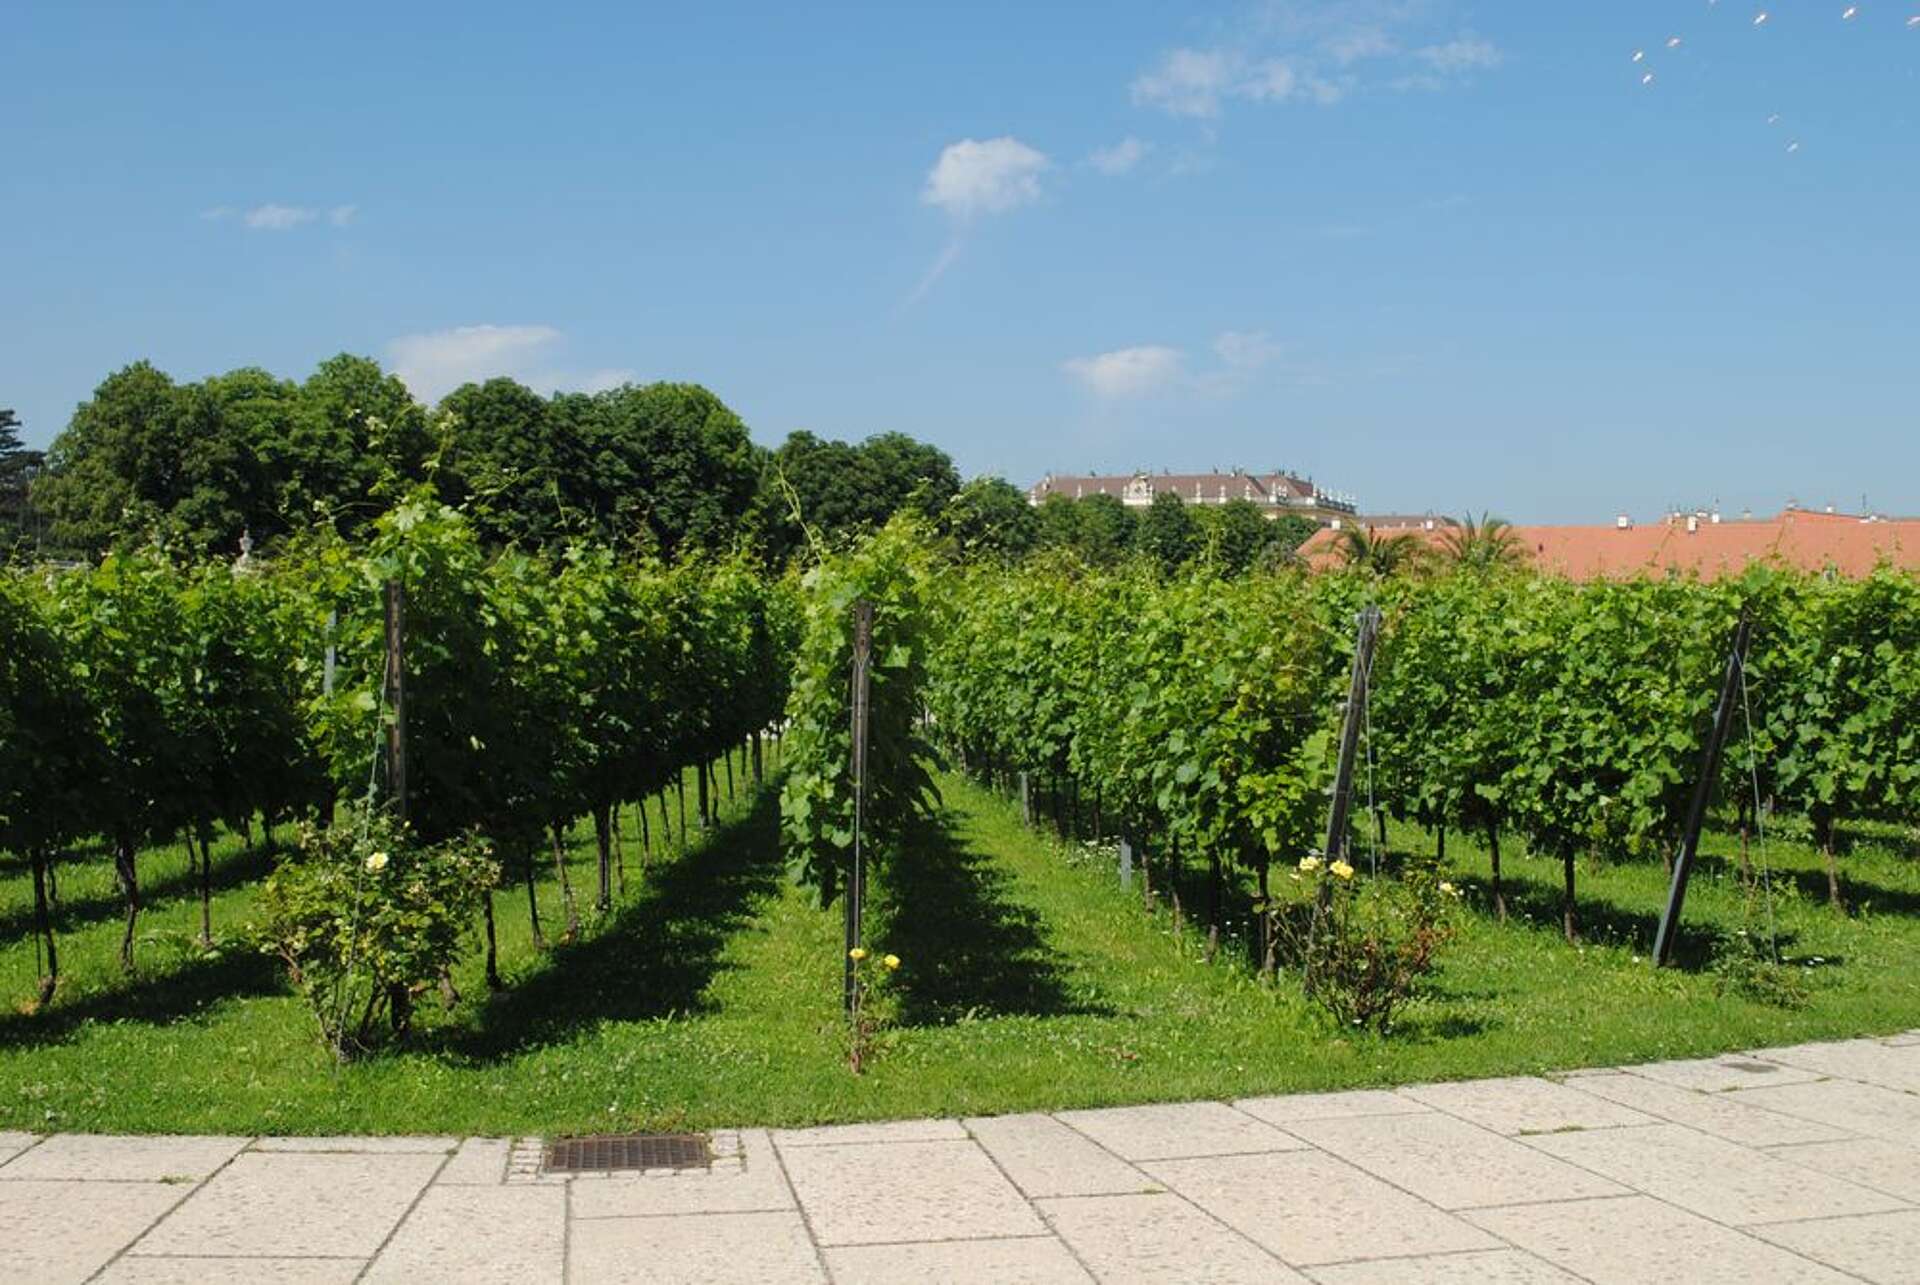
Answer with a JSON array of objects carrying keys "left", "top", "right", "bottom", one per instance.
[{"left": 365, "top": 851, "right": 390, "bottom": 873}]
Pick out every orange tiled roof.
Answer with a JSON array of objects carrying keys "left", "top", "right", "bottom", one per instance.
[{"left": 1297, "top": 510, "right": 1920, "bottom": 580}]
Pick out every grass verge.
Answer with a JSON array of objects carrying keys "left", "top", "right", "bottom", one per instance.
[{"left": 2, "top": 766, "right": 1917, "bottom": 1134}]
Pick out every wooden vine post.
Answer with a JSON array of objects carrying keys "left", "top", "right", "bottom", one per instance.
[
  {"left": 383, "top": 580, "right": 407, "bottom": 822},
  {"left": 843, "top": 599, "right": 874, "bottom": 1014},
  {"left": 1652, "top": 605, "right": 1753, "bottom": 967},
  {"left": 1322, "top": 605, "right": 1382, "bottom": 873}
]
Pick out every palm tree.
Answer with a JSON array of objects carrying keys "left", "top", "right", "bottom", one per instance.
[
  {"left": 1337, "top": 524, "right": 1426, "bottom": 577},
  {"left": 1439, "top": 511, "right": 1525, "bottom": 572}
]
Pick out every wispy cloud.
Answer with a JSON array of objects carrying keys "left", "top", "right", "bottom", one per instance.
[
  {"left": 386, "top": 324, "right": 634, "bottom": 405},
  {"left": 244, "top": 204, "right": 319, "bottom": 231},
  {"left": 202, "top": 202, "right": 361, "bottom": 231},
  {"left": 912, "top": 137, "right": 1050, "bottom": 306},
  {"left": 1063, "top": 346, "right": 1187, "bottom": 398},
  {"left": 1067, "top": 330, "right": 1320, "bottom": 399},
  {"left": 1214, "top": 330, "right": 1289, "bottom": 368},
  {"left": 1415, "top": 35, "right": 1501, "bottom": 74},
  {"left": 922, "top": 137, "right": 1049, "bottom": 218},
  {"left": 1132, "top": 3, "right": 1500, "bottom": 119},
  {"left": 1131, "top": 48, "right": 1238, "bottom": 119},
  {"left": 906, "top": 240, "right": 966, "bottom": 307},
  {"left": 1086, "top": 137, "right": 1150, "bottom": 176}
]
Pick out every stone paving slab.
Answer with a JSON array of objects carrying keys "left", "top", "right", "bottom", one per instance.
[
  {"left": 1055, "top": 1101, "right": 1302, "bottom": 1161},
  {"left": 1307, "top": 1247, "right": 1583, "bottom": 1284},
  {"left": 1284, "top": 1110, "right": 1627, "bottom": 1210},
  {"left": 1401, "top": 1075, "right": 1655, "bottom": 1136},
  {"left": 130, "top": 1150, "right": 444, "bottom": 1258},
  {"left": 777, "top": 1136, "right": 1044, "bottom": 1245},
  {"left": 1618, "top": 1054, "right": 1824, "bottom": 1094},
  {"left": 770, "top": 1118, "right": 967, "bottom": 1147},
  {"left": 1753, "top": 1039, "right": 1920, "bottom": 1095},
  {"left": 1040, "top": 1192, "right": 1306, "bottom": 1283},
  {"left": 1766, "top": 1136, "right": 1920, "bottom": 1203},
  {"left": 0, "top": 1133, "right": 248, "bottom": 1183},
  {"left": 252, "top": 1134, "right": 458, "bottom": 1153},
  {"left": 825, "top": 1235, "right": 1093, "bottom": 1284},
  {"left": 1523, "top": 1121, "right": 1907, "bottom": 1226},
  {"left": 1750, "top": 1208, "right": 1920, "bottom": 1284},
  {"left": 1143, "top": 1149, "right": 1501, "bottom": 1266},
  {"left": 96, "top": 1257, "right": 365, "bottom": 1284},
  {"left": 1467, "top": 1194, "right": 1857, "bottom": 1284},
  {"left": 0, "top": 1133, "right": 37, "bottom": 1166},
  {"left": 568, "top": 1209, "right": 825, "bottom": 1284},
  {"left": 1234, "top": 1089, "right": 1431, "bottom": 1127},
  {"left": 966, "top": 1112, "right": 1154, "bottom": 1198},
  {"left": 0, "top": 1179, "right": 189, "bottom": 1285},
  {"left": 362, "top": 1183, "right": 564, "bottom": 1283},
  {"left": 434, "top": 1135, "right": 511, "bottom": 1184},
  {"left": 1564, "top": 1070, "right": 1851, "bottom": 1148},
  {"left": 1732, "top": 1078, "right": 1920, "bottom": 1143}
]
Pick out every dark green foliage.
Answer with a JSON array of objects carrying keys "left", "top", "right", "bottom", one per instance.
[
  {"left": 0, "top": 409, "right": 45, "bottom": 556},
  {"left": 433, "top": 378, "right": 561, "bottom": 547},
  {"left": 1138, "top": 490, "right": 1199, "bottom": 575},
  {"left": 758, "top": 430, "right": 960, "bottom": 565},
  {"left": 780, "top": 518, "right": 940, "bottom": 903},
  {"left": 935, "top": 475, "right": 1039, "bottom": 563}
]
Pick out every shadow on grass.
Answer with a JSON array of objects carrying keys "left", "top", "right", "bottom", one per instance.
[
  {"left": 0, "top": 947, "right": 284, "bottom": 1050},
  {"left": 0, "top": 839, "right": 273, "bottom": 945},
  {"left": 1691, "top": 851, "right": 1920, "bottom": 920},
  {"left": 446, "top": 789, "right": 786, "bottom": 1062},
  {"left": 874, "top": 812, "right": 1108, "bottom": 1026},
  {"left": 1449, "top": 871, "right": 1724, "bottom": 970}
]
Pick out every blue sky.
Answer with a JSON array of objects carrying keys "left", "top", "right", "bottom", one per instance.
[{"left": 5, "top": 1, "right": 1917, "bottom": 521}]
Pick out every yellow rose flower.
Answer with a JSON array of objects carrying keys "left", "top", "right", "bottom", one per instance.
[
  {"left": 364, "top": 851, "right": 389, "bottom": 873},
  {"left": 1298, "top": 855, "right": 1324, "bottom": 873},
  {"left": 1439, "top": 880, "right": 1456, "bottom": 895},
  {"left": 883, "top": 954, "right": 900, "bottom": 971},
  {"left": 1329, "top": 860, "right": 1355, "bottom": 881},
  {"left": 848, "top": 947, "right": 868, "bottom": 961}
]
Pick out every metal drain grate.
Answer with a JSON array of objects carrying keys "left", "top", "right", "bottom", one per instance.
[{"left": 543, "top": 1132, "right": 712, "bottom": 1174}]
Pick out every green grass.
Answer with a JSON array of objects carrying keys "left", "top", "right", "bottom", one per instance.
[{"left": 3, "top": 762, "right": 1919, "bottom": 1135}]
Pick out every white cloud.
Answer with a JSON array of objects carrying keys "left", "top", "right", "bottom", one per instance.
[
  {"left": 1214, "top": 330, "right": 1288, "bottom": 368},
  {"left": 244, "top": 204, "right": 319, "bottom": 231},
  {"left": 1087, "top": 137, "right": 1150, "bottom": 176},
  {"left": 202, "top": 202, "right": 358, "bottom": 230},
  {"left": 1131, "top": 47, "right": 1237, "bottom": 118},
  {"left": 1415, "top": 35, "right": 1501, "bottom": 73},
  {"left": 922, "top": 137, "right": 1050, "bottom": 219},
  {"left": 1132, "top": 4, "right": 1498, "bottom": 118},
  {"left": 1327, "top": 26, "right": 1397, "bottom": 65},
  {"left": 1062, "top": 346, "right": 1187, "bottom": 398},
  {"left": 386, "top": 324, "right": 635, "bottom": 405}
]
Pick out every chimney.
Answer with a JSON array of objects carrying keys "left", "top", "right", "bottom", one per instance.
[
  {"left": 1686, "top": 514, "right": 1699, "bottom": 534},
  {"left": 1825, "top": 504, "right": 1836, "bottom": 514},
  {"left": 1616, "top": 514, "right": 1632, "bottom": 530},
  {"left": 1710, "top": 511, "right": 1721, "bottom": 524}
]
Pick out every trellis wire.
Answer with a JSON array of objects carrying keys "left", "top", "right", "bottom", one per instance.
[{"left": 1736, "top": 652, "right": 1781, "bottom": 962}]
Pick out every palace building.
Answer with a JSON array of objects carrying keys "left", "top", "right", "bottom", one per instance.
[{"left": 1027, "top": 468, "right": 1357, "bottom": 524}]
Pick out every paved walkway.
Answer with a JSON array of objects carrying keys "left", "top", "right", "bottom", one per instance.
[{"left": 9, "top": 1035, "right": 1920, "bottom": 1283}]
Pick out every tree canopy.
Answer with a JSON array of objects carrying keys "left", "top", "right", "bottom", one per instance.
[
  {"left": 757, "top": 430, "right": 960, "bottom": 564},
  {"left": 0, "top": 409, "right": 45, "bottom": 556}
]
